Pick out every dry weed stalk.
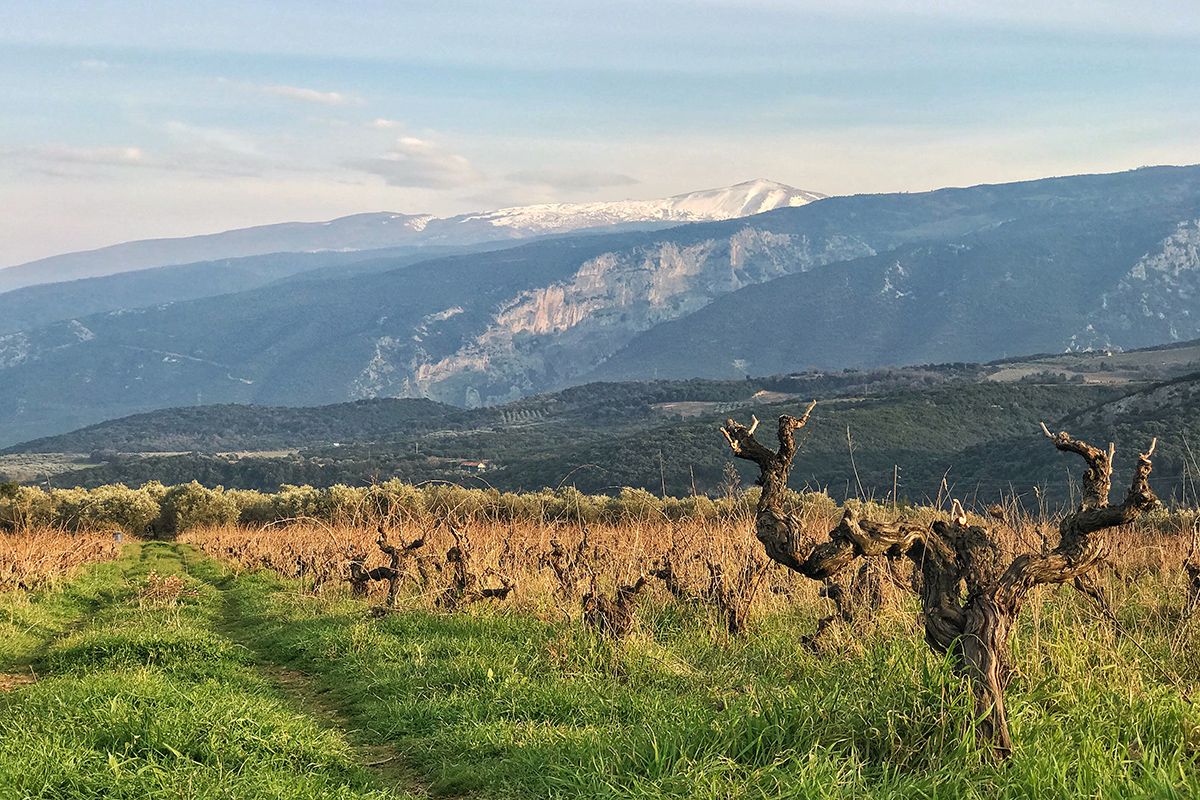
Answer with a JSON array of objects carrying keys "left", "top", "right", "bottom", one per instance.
[{"left": 138, "top": 570, "right": 197, "bottom": 606}]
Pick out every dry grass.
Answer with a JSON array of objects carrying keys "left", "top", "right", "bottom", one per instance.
[
  {"left": 0, "top": 529, "right": 125, "bottom": 592},
  {"left": 181, "top": 503, "right": 1197, "bottom": 634}
]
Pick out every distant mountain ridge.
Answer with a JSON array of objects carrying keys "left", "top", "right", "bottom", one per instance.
[
  {"left": 0, "top": 179, "right": 824, "bottom": 291},
  {"left": 0, "top": 242, "right": 515, "bottom": 336},
  {"left": 0, "top": 165, "right": 1198, "bottom": 447}
]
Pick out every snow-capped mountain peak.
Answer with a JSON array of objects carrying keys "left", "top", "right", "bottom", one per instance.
[
  {"left": 0, "top": 180, "right": 827, "bottom": 291},
  {"left": 456, "top": 179, "right": 826, "bottom": 234}
]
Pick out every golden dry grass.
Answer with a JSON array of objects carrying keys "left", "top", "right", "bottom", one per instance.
[
  {"left": 0, "top": 529, "right": 125, "bottom": 592},
  {"left": 181, "top": 503, "right": 1197, "bottom": 633}
]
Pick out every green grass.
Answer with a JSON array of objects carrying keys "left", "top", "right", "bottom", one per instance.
[
  {"left": 184, "top": 547, "right": 1200, "bottom": 800},
  {"left": 0, "top": 552, "right": 133, "bottom": 668},
  {"left": 0, "top": 543, "right": 413, "bottom": 799},
  {"left": 4, "top": 543, "right": 1198, "bottom": 798}
]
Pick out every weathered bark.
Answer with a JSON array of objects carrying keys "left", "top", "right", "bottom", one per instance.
[{"left": 721, "top": 406, "right": 1158, "bottom": 757}]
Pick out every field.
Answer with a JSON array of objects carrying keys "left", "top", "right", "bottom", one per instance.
[{"left": 2, "top": 490, "right": 1199, "bottom": 799}]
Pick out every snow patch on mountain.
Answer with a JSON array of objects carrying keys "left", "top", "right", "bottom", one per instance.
[{"left": 456, "top": 180, "right": 826, "bottom": 234}]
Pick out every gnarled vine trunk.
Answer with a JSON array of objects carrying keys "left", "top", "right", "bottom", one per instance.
[
  {"left": 721, "top": 404, "right": 1158, "bottom": 758},
  {"left": 346, "top": 525, "right": 424, "bottom": 606}
]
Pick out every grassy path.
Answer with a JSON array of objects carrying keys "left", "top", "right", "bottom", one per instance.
[
  {"left": 3, "top": 541, "right": 1199, "bottom": 799},
  {"left": 178, "top": 547, "right": 427, "bottom": 796},
  {"left": 0, "top": 542, "right": 418, "bottom": 799},
  {"left": 0, "top": 549, "right": 136, "bottom": 686}
]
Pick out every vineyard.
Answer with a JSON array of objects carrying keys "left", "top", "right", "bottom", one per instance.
[{"left": 1, "top": 417, "right": 1199, "bottom": 797}]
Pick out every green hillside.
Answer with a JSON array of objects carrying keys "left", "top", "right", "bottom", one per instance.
[{"left": 14, "top": 379, "right": 1177, "bottom": 507}]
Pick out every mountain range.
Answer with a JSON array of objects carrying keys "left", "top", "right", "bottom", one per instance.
[
  {"left": 0, "top": 179, "right": 823, "bottom": 291},
  {"left": 1, "top": 166, "right": 1199, "bottom": 447}
]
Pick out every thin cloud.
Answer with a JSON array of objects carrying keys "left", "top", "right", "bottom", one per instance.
[
  {"left": 164, "top": 120, "right": 261, "bottom": 157},
  {"left": 347, "top": 136, "right": 481, "bottom": 189},
  {"left": 2, "top": 142, "right": 254, "bottom": 180},
  {"left": 261, "top": 84, "right": 363, "bottom": 106},
  {"left": 4, "top": 144, "right": 147, "bottom": 167},
  {"left": 51, "top": 145, "right": 145, "bottom": 165},
  {"left": 76, "top": 58, "right": 112, "bottom": 71},
  {"left": 371, "top": 118, "right": 403, "bottom": 129}
]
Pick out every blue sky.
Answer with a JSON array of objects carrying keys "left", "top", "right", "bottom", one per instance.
[{"left": 2, "top": 0, "right": 1199, "bottom": 265}]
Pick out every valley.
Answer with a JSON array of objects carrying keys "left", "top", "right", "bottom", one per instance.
[{"left": 6, "top": 344, "right": 1199, "bottom": 507}]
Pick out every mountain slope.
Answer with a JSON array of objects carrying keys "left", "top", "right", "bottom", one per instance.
[
  {"left": 588, "top": 205, "right": 1191, "bottom": 380},
  {"left": 0, "top": 242, "right": 517, "bottom": 336},
  {"left": 0, "top": 165, "right": 1198, "bottom": 446},
  {"left": 0, "top": 250, "right": 375, "bottom": 336},
  {"left": 0, "top": 235, "right": 641, "bottom": 443},
  {"left": 0, "top": 180, "right": 824, "bottom": 291}
]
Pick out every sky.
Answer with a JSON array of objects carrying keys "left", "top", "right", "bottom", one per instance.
[{"left": 2, "top": 0, "right": 1199, "bottom": 266}]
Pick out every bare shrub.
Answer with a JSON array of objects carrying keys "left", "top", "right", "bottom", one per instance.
[{"left": 582, "top": 574, "right": 650, "bottom": 640}]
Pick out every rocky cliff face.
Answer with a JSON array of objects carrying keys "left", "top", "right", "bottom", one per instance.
[
  {"left": 1075, "top": 219, "right": 1200, "bottom": 350},
  {"left": 350, "top": 227, "right": 874, "bottom": 405}
]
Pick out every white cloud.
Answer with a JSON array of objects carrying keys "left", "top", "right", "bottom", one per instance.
[
  {"left": 371, "top": 118, "right": 403, "bottom": 129},
  {"left": 76, "top": 58, "right": 111, "bottom": 71},
  {"left": 260, "top": 84, "right": 363, "bottom": 106},
  {"left": 348, "top": 136, "right": 481, "bottom": 189}
]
